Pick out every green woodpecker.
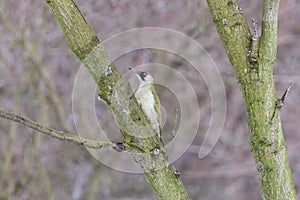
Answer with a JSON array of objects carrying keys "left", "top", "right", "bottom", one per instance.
[{"left": 129, "top": 67, "right": 163, "bottom": 144}]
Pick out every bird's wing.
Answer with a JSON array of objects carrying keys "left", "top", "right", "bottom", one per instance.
[{"left": 153, "top": 85, "right": 161, "bottom": 127}]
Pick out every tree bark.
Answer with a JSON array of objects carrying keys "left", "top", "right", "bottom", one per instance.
[
  {"left": 205, "top": 0, "right": 296, "bottom": 199},
  {"left": 45, "top": 0, "right": 191, "bottom": 199}
]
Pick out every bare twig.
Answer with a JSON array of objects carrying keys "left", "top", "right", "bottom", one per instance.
[
  {"left": 248, "top": 18, "right": 260, "bottom": 63},
  {"left": 0, "top": 110, "right": 116, "bottom": 150},
  {"left": 280, "top": 82, "right": 294, "bottom": 106},
  {"left": 252, "top": 18, "right": 259, "bottom": 41}
]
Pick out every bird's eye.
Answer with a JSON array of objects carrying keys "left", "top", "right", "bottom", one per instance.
[{"left": 142, "top": 72, "right": 147, "bottom": 77}]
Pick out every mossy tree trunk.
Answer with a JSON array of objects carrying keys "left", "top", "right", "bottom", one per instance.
[
  {"left": 206, "top": 0, "right": 296, "bottom": 199},
  {"left": 45, "top": 0, "right": 190, "bottom": 199}
]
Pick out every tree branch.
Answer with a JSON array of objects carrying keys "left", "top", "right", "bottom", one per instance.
[
  {"left": 205, "top": 0, "right": 251, "bottom": 85},
  {"left": 0, "top": 110, "right": 114, "bottom": 149},
  {"left": 206, "top": 0, "right": 296, "bottom": 199},
  {"left": 259, "top": 0, "right": 280, "bottom": 66},
  {"left": 45, "top": 0, "right": 191, "bottom": 199}
]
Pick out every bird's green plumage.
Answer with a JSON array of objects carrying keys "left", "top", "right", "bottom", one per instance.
[
  {"left": 134, "top": 83, "right": 161, "bottom": 136},
  {"left": 130, "top": 68, "right": 162, "bottom": 140}
]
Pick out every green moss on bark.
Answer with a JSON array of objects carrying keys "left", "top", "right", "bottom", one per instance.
[
  {"left": 46, "top": 0, "right": 191, "bottom": 199},
  {"left": 206, "top": 0, "right": 296, "bottom": 199}
]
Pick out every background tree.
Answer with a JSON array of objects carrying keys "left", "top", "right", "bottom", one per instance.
[{"left": 206, "top": 0, "right": 296, "bottom": 199}]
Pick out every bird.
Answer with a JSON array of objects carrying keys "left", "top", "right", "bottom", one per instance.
[{"left": 129, "top": 67, "right": 163, "bottom": 145}]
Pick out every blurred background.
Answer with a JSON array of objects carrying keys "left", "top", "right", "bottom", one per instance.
[{"left": 0, "top": 0, "right": 300, "bottom": 199}]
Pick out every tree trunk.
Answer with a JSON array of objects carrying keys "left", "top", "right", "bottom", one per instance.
[
  {"left": 206, "top": 0, "right": 296, "bottom": 199},
  {"left": 46, "top": 0, "right": 191, "bottom": 199}
]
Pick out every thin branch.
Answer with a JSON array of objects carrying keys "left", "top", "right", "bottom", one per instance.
[
  {"left": 259, "top": 0, "right": 280, "bottom": 65},
  {"left": 248, "top": 18, "right": 260, "bottom": 63},
  {"left": 0, "top": 110, "right": 114, "bottom": 150},
  {"left": 279, "top": 81, "right": 294, "bottom": 108}
]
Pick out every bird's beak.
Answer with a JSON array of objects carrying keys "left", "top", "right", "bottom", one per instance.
[
  {"left": 129, "top": 67, "right": 142, "bottom": 75},
  {"left": 129, "top": 67, "right": 138, "bottom": 73},
  {"left": 129, "top": 67, "right": 146, "bottom": 81}
]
